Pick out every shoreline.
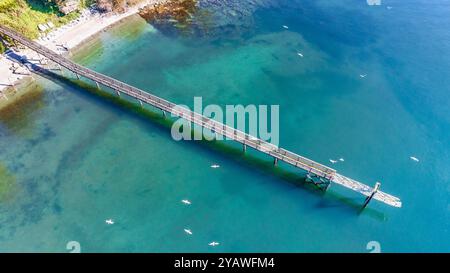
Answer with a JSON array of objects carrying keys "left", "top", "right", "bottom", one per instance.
[{"left": 0, "top": 0, "right": 168, "bottom": 110}]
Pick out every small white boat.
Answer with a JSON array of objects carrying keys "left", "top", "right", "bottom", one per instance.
[
  {"left": 282, "top": 25, "right": 289, "bottom": 29},
  {"left": 181, "top": 199, "right": 191, "bottom": 205},
  {"left": 184, "top": 229, "right": 193, "bottom": 235},
  {"left": 211, "top": 164, "right": 220, "bottom": 169},
  {"left": 339, "top": 158, "right": 345, "bottom": 162},
  {"left": 105, "top": 219, "right": 114, "bottom": 225},
  {"left": 208, "top": 241, "right": 220, "bottom": 247},
  {"left": 360, "top": 74, "right": 367, "bottom": 78},
  {"left": 297, "top": 52, "right": 304, "bottom": 57},
  {"left": 329, "top": 159, "right": 338, "bottom": 164}
]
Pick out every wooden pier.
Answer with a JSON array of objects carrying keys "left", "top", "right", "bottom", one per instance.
[{"left": 0, "top": 26, "right": 401, "bottom": 208}]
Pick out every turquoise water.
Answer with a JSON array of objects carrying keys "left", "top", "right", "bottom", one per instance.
[{"left": 1, "top": 0, "right": 449, "bottom": 252}]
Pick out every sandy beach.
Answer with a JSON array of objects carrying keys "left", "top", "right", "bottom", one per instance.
[{"left": 0, "top": 0, "right": 168, "bottom": 107}]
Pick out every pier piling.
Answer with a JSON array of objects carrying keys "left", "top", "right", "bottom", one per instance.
[
  {"left": 362, "top": 182, "right": 381, "bottom": 209},
  {"left": 8, "top": 77, "right": 16, "bottom": 91},
  {"left": 58, "top": 64, "right": 64, "bottom": 76}
]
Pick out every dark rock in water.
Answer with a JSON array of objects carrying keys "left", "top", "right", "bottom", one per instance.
[
  {"left": 197, "top": 0, "right": 278, "bottom": 30},
  {"left": 139, "top": 0, "right": 198, "bottom": 24},
  {"left": 138, "top": 0, "right": 277, "bottom": 40}
]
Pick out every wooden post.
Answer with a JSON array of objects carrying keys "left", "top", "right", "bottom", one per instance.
[
  {"left": 24, "top": 65, "right": 34, "bottom": 80},
  {"left": 8, "top": 77, "right": 16, "bottom": 92},
  {"left": 57, "top": 64, "right": 62, "bottom": 74},
  {"left": 243, "top": 144, "right": 247, "bottom": 153},
  {"left": 273, "top": 157, "right": 278, "bottom": 166},
  {"left": 362, "top": 182, "right": 381, "bottom": 209},
  {"left": 40, "top": 58, "right": 46, "bottom": 68}
]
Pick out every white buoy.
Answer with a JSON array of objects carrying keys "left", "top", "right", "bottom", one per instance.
[
  {"left": 208, "top": 241, "right": 220, "bottom": 247},
  {"left": 105, "top": 219, "right": 114, "bottom": 225},
  {"left": 184, "top": 229, "right": 193, "bottom": 235},
  {"left": 181, "top": 199, "right": 191, "bottom": 205}
]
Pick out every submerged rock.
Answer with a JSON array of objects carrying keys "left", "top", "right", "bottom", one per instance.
[{"left": 138, "top": 0, "right": 277, "bottom": 39}]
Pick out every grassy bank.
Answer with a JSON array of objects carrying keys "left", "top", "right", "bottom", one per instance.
[{"left": 0, "top": 0, "right": 90, "bottom": 41}]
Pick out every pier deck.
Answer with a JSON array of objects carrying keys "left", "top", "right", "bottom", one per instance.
[{"left": 0, "top": 25, "right": 401, "bottom": 208}]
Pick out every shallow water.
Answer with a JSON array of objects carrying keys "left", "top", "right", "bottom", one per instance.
[{"left": 0, "top": 0, "right": 449, "bottom": 252}]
